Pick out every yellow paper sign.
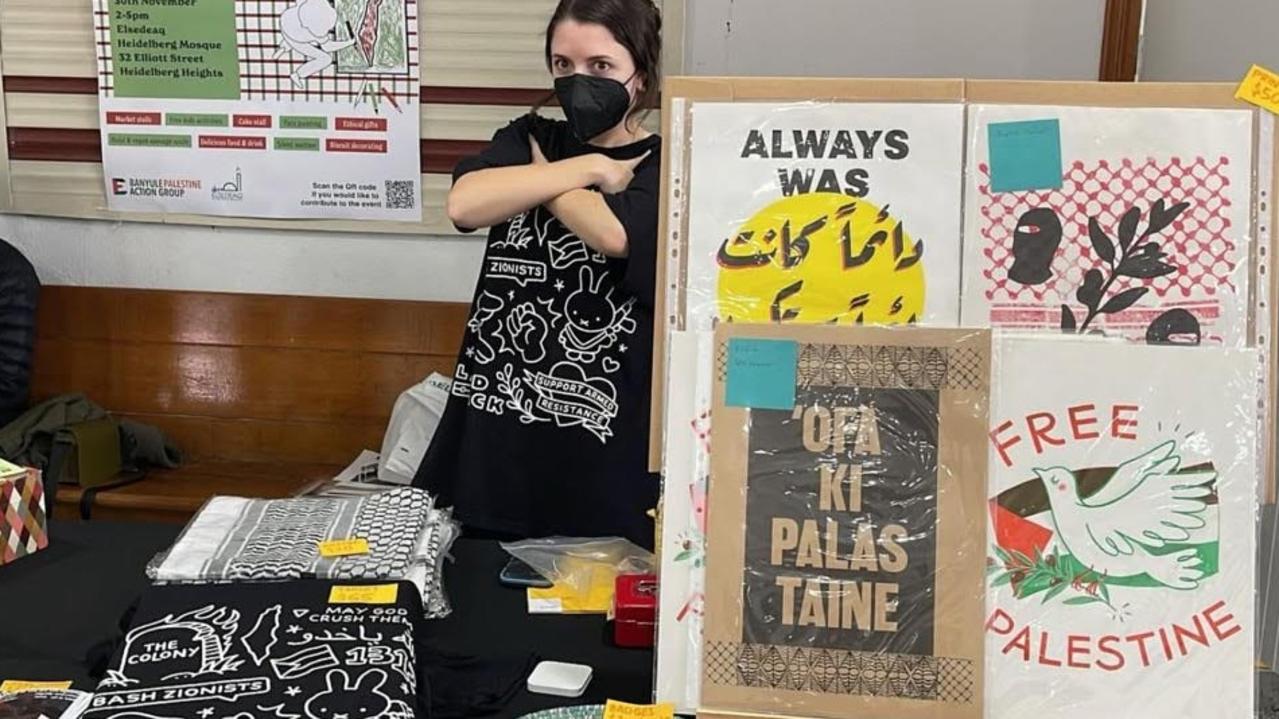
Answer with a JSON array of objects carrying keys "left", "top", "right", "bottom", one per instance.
[
  {"left": 328, "top": 584, "right": 398, "bottom": 605},
  {"left": 0, "top": 679, "right": 74, "bottom": 692},
  {"left": 318, "top": 537, "right": 370, "bottom": 558},
  {"left": 603, "top": 700, "right": 675, "bottom": 719},
  {"left": 1235, "top": 64, "right": 1279, "bottom": 114}
]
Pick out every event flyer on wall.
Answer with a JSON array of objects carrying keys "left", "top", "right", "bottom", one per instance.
[{"left": 92, "top": 0, "right": 422, "bottom": 221}]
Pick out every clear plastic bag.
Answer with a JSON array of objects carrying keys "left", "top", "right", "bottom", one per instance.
[{"left": 501, "top": 537, "right": 655, "bottom": 598}]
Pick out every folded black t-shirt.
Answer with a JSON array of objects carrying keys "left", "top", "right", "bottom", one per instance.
[{"left": 85, "top": 581, "right": 425, "bottom": 719}]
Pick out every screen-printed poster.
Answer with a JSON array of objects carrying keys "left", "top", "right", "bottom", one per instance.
[
  {"left": 93, "top": 0, "right": 421, "bottom": 220},
  {"left": 987, "top": 337, "right": 1258, "bottom": 718},
  {"left": 961, "top": 105, "right": 1255, "bottom": 346},
  {"left": 701, "top": 324, "right": 989, "bottom": 719},
  {"left": 683, "top": 102, "right": 966, "bottom": 330}
]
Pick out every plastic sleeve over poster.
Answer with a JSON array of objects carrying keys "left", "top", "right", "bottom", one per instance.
[
  {"left": 986, "top": 336, "right": 1260, "bottom": 718},
  {"left": 681, "top": 101, "right": 966, "bottom": 333},
  {"left": 700, "top": 324, "right": 990, "bottom": 719},
  {"left": 961, "top": 104, "right": 1256, "bottom": 347}
]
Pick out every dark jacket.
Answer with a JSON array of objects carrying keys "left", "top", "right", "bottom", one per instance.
[{"left": 0, "top": 239, "right": 39, "bottom": 428}]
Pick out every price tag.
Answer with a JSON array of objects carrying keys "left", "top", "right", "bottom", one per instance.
[
  {"left": 602, "top": 700, "right": 676, "bottom": 719},
  {"left": 318, "top": 537, "right": 369, "bottom": 558},
  {"left": 328, "top": 584, "right": 398, "bottom": 605},
  {"left": 0, "top": 680, "right": 74, "bottom": 692},
  {"left": 1235, "top": 65, "right": 1279, "bottom": 115}
]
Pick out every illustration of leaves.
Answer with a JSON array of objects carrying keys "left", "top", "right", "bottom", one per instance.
[
  {"left": 1117, "top": 206, "right": 1142, "bottom": 252},
  {"left": 1146, "top": 200, "right": 1190, "bottom": 237},
  {"left": 1077, "top": 269, "right": 1104, "bottom": 309},
  {"left": 1089, "top": 217, "right": 1115, "bottom": 264},
  {"left": 1117, "top": 256, "right": 1178, "bottom": 279},
  {"left": 1101, "top": 286, "right": 1149, "bottom": 314},
  {"left": 1060, "top": 304, "right": 1077, "bottom": 332},
  {"left": 1064, "top": 596, "right": 1102, "bottom": 606},
  {"left": 1043, "top": 582, "right": 1069, "bottom": 604},
  {"left": 673, "top": 550, "right": 694, "bottom": 562},
  {"left": 1016, "top": 573, "right": 1054, "bottom": 598},
  {"left": 991, "top": 573, "right": 1014, "bottom": 588},
  {"left": 992, "top": 545, "right": 1013, "bottom": 566}
]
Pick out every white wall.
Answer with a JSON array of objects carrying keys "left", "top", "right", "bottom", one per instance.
[
  {"left": 1140, "top": 0, "right": 1279, "bottom": 82},
  {"left": 0, "top": 214, "right": 484, "bottom": 302},
  {"left": 687, "top": 0, "right": 1106, "bottom": 80}
]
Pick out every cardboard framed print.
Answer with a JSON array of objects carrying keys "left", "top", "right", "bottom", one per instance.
[
  {"left": 961, "top": 103, "right": 1256, "bottom": 347},
  {"left": 987, "top": 336, "right": 1259, "bottom": 718},
  {"left": 701, "top": 323, "right": 990, "bottom": 719}
]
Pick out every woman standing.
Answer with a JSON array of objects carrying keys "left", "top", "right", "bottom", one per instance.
[{"left": 414, "top": 0, "right": 663, "bottom": 548}]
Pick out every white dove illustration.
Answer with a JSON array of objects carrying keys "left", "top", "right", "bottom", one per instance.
[{"left": 1033, "top": 440, "right": 1216, "bottom": 590}]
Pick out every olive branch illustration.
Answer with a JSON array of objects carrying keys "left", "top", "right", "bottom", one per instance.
[{"left": 1009, "top": 199, "right": 1196, "bottom": 343}]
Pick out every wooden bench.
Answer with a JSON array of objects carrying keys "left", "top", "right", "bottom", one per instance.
[{"left": 31, "top": 286, "right": 468, "bottom": 523}]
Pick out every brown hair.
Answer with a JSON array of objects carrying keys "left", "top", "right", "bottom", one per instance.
[{"left": 539, "top": 0, "right": 662, "bottom": 121}]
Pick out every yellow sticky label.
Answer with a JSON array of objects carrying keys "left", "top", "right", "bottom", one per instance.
[
  {"left": 328, "top": 584, "right": 398, "bottom": 605},
  {"left": 1235, "top": 64, "right": 1279, "bottom": 114},
  {"left": 603, "top": 700, "right": 675, "bottom": 719},
  {"left": 0, "top": 679, "right": 74, "bottom": 692},
  {"left": 318, "top": 537, "right": 369, "bottom": 558}
]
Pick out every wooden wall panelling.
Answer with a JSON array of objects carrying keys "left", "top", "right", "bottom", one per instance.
[
  {"left": 35, "top": 287, "right": 469, "bottom": 355},
  {"left": 31, "top": 287, "right": 469, "bottom": 466}
]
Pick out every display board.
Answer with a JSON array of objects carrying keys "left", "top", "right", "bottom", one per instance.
[
  {"left": 700, "top": 323, "right": 990, "bottom": 719},
  {"left": 651, "top": 77, "right": 1278, "bottom": 716},
  {"left": 92, "top": 0, "right": 421, "bottom": 221},
  {"left": 987, "top": 336, "right": 1259, "bottom": 717}
]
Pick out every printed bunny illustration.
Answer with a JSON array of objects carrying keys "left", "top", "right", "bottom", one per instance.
[
  {"left": 559, "top": 266, "right": 637, "bottom": 364},
  {"left": 305, "top": 668, "right": 391, "bottom": 719}
]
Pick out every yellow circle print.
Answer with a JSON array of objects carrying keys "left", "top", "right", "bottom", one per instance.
[{"left": 715, "top": 192, "right": 926, "bottom": 325}]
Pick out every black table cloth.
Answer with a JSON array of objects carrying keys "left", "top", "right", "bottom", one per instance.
[{"left": 0, "top": 521, "right": 653, "bottom": 718}]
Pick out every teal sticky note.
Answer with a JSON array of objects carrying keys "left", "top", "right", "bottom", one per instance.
[
  {"left": 988, "top": 119, "right": 1063, "bottom": 193},
  {"left": 726, "top": 338, "right": 798, "bottom": 410}
]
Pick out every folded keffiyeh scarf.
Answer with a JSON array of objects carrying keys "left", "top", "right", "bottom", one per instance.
[
  {"left": 86, "top": 581, "right": 425, "bottom": 719},
  {"left": 147, "top": 488, "right": 458, "bottom": 618}
]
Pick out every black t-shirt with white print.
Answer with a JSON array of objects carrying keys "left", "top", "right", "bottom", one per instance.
[{"left": 414, "top": 113, "right": 661, "bottom": 548}]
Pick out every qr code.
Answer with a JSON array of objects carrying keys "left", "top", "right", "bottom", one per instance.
[{"left": 385, "top": 180, "right": 416, "bottom": 210}]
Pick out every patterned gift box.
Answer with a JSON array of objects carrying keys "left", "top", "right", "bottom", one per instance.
[{"left": 1, "top": 468, "right": 48, "bottom": 565}]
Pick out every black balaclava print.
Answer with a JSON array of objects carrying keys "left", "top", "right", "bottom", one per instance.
[{"left": 554, "top": 73, "right": 634, "bottom": 143}]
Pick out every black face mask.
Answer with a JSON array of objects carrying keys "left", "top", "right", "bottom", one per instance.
[{"left": 554, "top": 74, "right": 634, "bottom": 143}]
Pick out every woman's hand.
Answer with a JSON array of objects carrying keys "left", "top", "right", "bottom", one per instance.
[
  {"left": 593, "top": 151, "right": 652, "bottom": 194},
  {"left": 530, "top": 135, "right": 649, "bottom": 194},
  {"left": 529, "top": 135, "right": 549, "bottom": 165}
]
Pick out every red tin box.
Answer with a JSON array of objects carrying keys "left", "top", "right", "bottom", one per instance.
[{"left": 613, "top": 573, "right": 658, "bottom": 648}]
